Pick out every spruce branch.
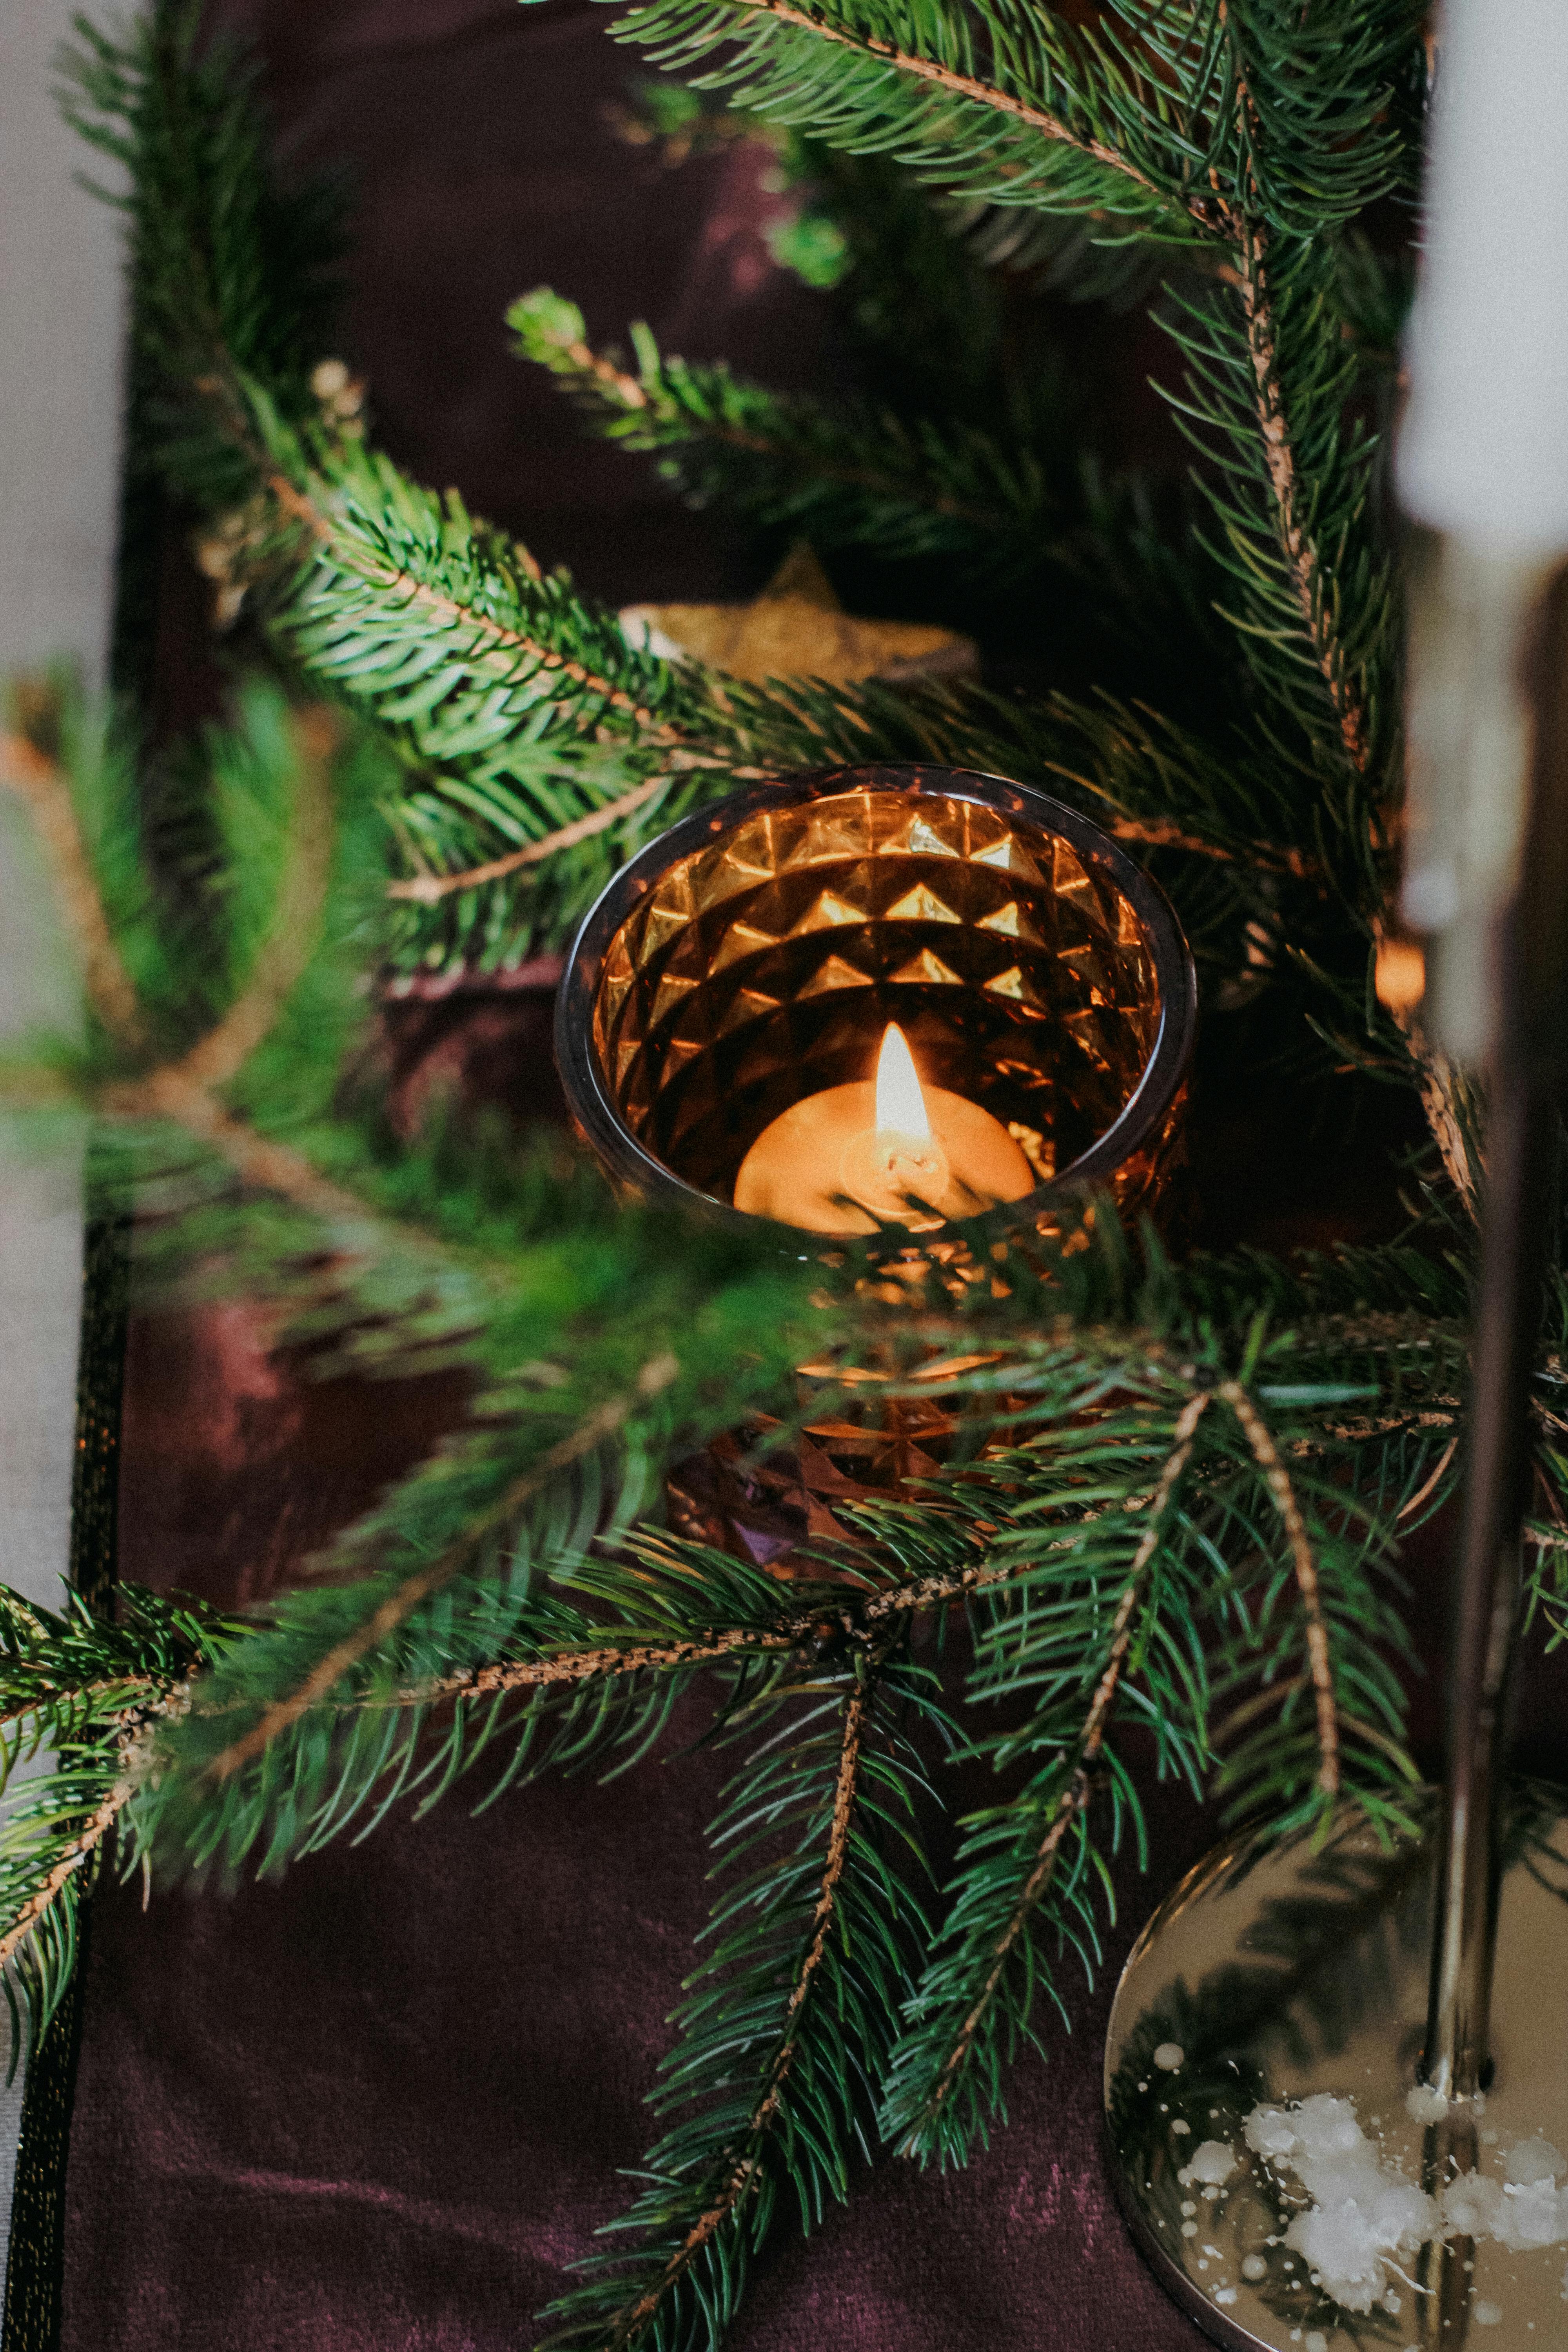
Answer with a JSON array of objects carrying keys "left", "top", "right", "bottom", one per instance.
[
  {"left": 156, "top": 702, "right": 337, "bottom": 1090},
  {"left": 204, "top": 1351, "right": 681, "bottom": 1785},
  {"left": 542, "top": 1652, "right": 937, "bottom": 2352},
  {"left": 0, "top": 1586, "right": 227, "bottom": 2067},
  {"left": 107, "top": 1069, "right": 367, "bottom": 1227},
  {"left": 1155, "top": 240, "right": 1396, "bottom": 799},
  {"left": 299, "top": 1563, "right": 964, "bottom": 1766},
  {"left": 384, "top": 775, "right": 674, "bottom": 905},
  {"left": 59, "top": 14, "right": 751, "bottom": 967},
  {"left": 874, "top": 1269, "right": 1443, "bottom": 2170},
  {"left": 258, "top": 458, "right": 689, "bottom": 746},
  {"left": 0, "top": 727, "right": 145, "bottom": 1048},
  {"left": 604, "top": 0, "right": 1228, "bottom": 239},
  {"left": 510, "top": 290, "right": 1062, "bottom": 573},
  {"left": 202, "top": 403, "right": 749, "bottom": 967},
  {"left": 7, "top": 704, "right": 373, "bottom": 1228},
  {"left": 606, "top": 1669, "right": 875, "bottom": 2351},
  {"left": 1226, "top": 218, "right": 1371, "bottom": 779},
  {"left": 103, "top": 715, "right": 375, "bottom": 1226},
  {"left": 383, "top": 1552, "right": 1021, "bottom": 1714},
  {"left": 0, "top": 1698, "right": 169, "bottom": 1981},
  {"left": 403, "top": 1628, "right": 795, "bottom": 1708},
  {"left": 894, "top": 1385, "right": 1210, "bottom": 2154},
  {"left": 1218, "top": 1375, "right": 1338, "bottom": 1796},
  {"left": 722, "top": 0, "right": 1178, "bottom": 209}
]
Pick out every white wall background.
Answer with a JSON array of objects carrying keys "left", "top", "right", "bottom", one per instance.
[
  {"left": 0, "top": 0, "right": 126, "bottom": 682},
  {"left": 0, "top": 0, "right": 129, "bottom": 2255}
]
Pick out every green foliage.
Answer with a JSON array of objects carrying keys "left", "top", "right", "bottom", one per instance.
[
  {"left": 764, "top": 205, "right": 851, "bottom": 289},
  {"left": 60, "top": 0, "right": 343, "bottom": 514},
  {"left": 600, "top": 0, "right": 1217, "bottom": 243},
  {"left": 61, "top": 0, "right": 1415, "bottom": 1047},
  {"left": 213, "top": 382, "right": 735, "bottom": 973},
  {"left": 541, "top": 1656, "right": 942, "bottom": 2352},
  {"left": 0, "top": 1583, "right": 231, "bottom": 2071},
  {"left": 0, "top": 5, "right": 1521, "bottom": 2347},
  {"left": 508, "top": 287, "right": 1066, "bottom": 577},
  {"left": 59, "top": 13, "right": 742, "bottom": 971},
  {"left": 871, "top": 1299, "right": 1447, "bottom": 2165},
  {"left": 131, "top": 1215, "right": 844, "bottom": 1880}
]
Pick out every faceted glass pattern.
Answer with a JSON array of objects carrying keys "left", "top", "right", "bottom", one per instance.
[{"left": 591, "top": 788, "right": 1173, "bottom": 1222}]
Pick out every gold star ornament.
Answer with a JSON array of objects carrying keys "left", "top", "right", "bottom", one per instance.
[{"left": 620, "top": 543, "right": 976, "bottom": 687}]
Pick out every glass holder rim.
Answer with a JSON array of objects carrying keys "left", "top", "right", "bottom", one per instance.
[{"left": 554, "top": 761, "right": 1198, "bottom": 1256}]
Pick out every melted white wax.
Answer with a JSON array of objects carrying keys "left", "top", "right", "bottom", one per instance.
[
  {"left": 1243, "top": 2096, "right": 1436, "bottom": 2313},
  {"left": 1234, "top": 2094, "right": 1568, "bottom": 2317}
]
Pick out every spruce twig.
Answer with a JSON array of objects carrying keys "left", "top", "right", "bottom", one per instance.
[
  {"left": 0, "top": 1689, "right": 183, "bottom": 1978},
  {"left": 378, "top": 1564, "right": 1007, "bottom": 1711},
  {"left": 607, "top": 1664, "right": 880, "bottom": 2352},
  {"left": 1221, "top": 205, "right": 1376, "bottom": 779},
  {"left": 204, "top": 1353, "right": 681, "bottom": 1783},
  {"left": 1219, "top": 1377, "right": 1340, "bottom": 1796},
  {"left": 0, "top": 729, "right": 145, "bottom": 1046},
  {"left": 163, "top": 702, "right": 337, "bottom": 1089},
  {"left": 385, "top": 775, "right": 675, "bottom": 904},
  {"left": 9, "top": 710, "right": 372, "bottom": 1227},
  {"left": 898, "top": 1387, "right": 1209, "bottom": 2149},
  {"left": 724, "top": 0, "right": 1190, "bottom": 211},
  {"left": 259, "top": 464, "right": 690, "bottom": 745}
]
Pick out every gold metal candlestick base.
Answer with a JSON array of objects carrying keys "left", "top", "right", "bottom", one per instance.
[{"left": 1104, "top": 1785, "right": 1568, "bottom": 2351}]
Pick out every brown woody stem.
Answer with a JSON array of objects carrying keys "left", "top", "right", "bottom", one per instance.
[
  {"left": 1227, "top": 214, "right": 1371, "bottom": 777},
  {"left": 0, "top": 731, "right": 145, "bottom": 1046},
  {"left": 0, "top": 1682, "right": 189, "bottom": 1979},
  {"left": 731, "top": 0, "right": 1205, "bottom": 219},
  {"left": 1220, "top": 1379, "right": 1340, "bottom": 1796},
  {"left": 561, "top": 337, "right": 648, "bottom": 409},
  {"left": 909, "top": 1391, "right": 1210, "bottom": 2141},
  {"left": 393, "top": 1627, "right": 798, "bottom": 1707},
  {"left": 363, "top": 1555, "right": 1018, "bottom": 1717},
  {"left": 204, "top": 1355, "right": 680, "bottom": 1783},
  {"left": 607, "top": 1666, "right": 877, "bottom": 2350}
]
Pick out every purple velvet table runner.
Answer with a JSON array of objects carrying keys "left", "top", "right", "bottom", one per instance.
[{"left": 70, "top": 1326, "right": 1215, "bottom": 2352}]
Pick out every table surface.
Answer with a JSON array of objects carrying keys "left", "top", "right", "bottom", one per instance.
[{"left": 55, "top": 6, "right": 1568, "bottom": 2347}]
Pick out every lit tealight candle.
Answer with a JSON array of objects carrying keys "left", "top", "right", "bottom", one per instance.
[{"left": 733, "top": 1024, "right": 1035, "bottom": 1234}]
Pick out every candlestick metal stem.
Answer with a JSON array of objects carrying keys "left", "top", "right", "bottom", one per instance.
[
  {"left": 1421, "top": 1094, "right": 1550, "bottom": 2103},
  {"left": 1102, "top": 574, "right": 1568, "bottom": 2351},
  {"left": 1426, "top": 565, "right": 1568, "bottom": 2102}
]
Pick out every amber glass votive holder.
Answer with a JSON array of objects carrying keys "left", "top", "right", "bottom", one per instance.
[{"left": 555, "top": 763, "right": 1196, "bottom": 1254}]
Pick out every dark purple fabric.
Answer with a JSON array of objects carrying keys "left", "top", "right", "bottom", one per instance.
[
  {"left": 58, "top": 4, "right": 1568, "bottom": 2344},
  {"left": 78, "top": 1365, "right": 1568, "bottom": 2352},
  {"left": 201, "top": 0, "right": 839, "bottom": 610},
  {"left": 63, "top": 1719, "right": 1214, "bottom": 2351}
]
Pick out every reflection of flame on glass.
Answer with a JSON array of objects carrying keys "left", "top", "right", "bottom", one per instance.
[{"left": 874, "top": 1024, "right": 930, "bottom": 1141}]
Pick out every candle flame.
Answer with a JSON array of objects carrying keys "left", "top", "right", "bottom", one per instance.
[{"left": 874, "top": 1024, "right": 930, "bottom": 1140}]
